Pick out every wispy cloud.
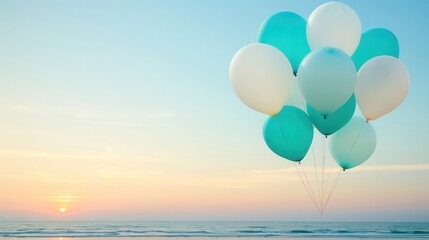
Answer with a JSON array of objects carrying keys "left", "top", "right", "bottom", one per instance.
[
  {"left": 205, "top": 163, "right": 429, "bottom": 190},
  {"left": 3, "top": 104, "right": 176, "bottom": 128},
  {"left": 233, "top": 167, "right": 296, "bottom": 175},
  {"left": 236, "top": 163, "right": 429, "bottom": 176},
  {"left": 0, "top": 170, "right": 89, "bottom": 186},
  {"left": 350, "top": 163, "right": 429, "bottom": 172},
  {"left": 47, "top": 191, "right": 86, "bottom": 203},
  {"left": 94, "top": 167, "right": 143, "bottom": 178},
  {"left": 83, "top": 109, "right": 177, "bottom": 127},
  {"left": 85, "top": 120, "right": 149, "bottom": 127},
  {"left": 0, "top": 104, "right": 39, "bottom": 113},
  {"left": 0, "top": 149, "right": 109, "bottom": 161},
  {"left": 147, "top": 110, "right": 177, "bottom": 119},
  {"left": 68, "top": 107, "right": 99, "bottom": 119}
]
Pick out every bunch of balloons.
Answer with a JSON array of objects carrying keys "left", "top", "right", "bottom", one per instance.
[{"left": 230, "top": 2, "right": 409, "bottom": 171}]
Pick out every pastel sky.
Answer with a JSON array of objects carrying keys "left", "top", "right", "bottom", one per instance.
[{"left": 0, "top": 0, "right": 428, "bottom": 221}]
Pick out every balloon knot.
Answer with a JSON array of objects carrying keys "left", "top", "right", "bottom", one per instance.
[
  {"left": 298, "top": 161, "right": 301, "bottom": 165},
  {"left": 325, "top": 135, "right": 328, "bottom": 139},
  {"left": 323, "top": 115, "right": 327, "bottom": 119},
  {"left": 366, "top": 119, "right": 369, "bottom": 123},
  {"left": 342, "top": 168, "right": 346, "bottom": 172}
]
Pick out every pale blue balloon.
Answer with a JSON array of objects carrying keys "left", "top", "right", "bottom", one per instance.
[
  {"left": 258, "top": 11, "right": 310, "bottom": 74},
  {"left": 307, "top": 95, "right": 356, "bottom": 136},
  {"left": 329, "top": 117, "right": 377, "bottom": 170},
  {"left": 263, "top": 105, "right": 313, "bottom": 162},
  {"left": 352, "top": 28, "right": 400, "bottom": 70},
  {"left": 297, "top": 47, "right": 356, "bottom": 116}
]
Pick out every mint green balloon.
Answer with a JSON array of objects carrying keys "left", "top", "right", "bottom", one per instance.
[
  {"left": 329, "top": 117, "right": 377, "bottom": 170},
  {"left": 258, "top": 11, "right": 310, "bottom": 74},
  {"left": 297, "top": 47, "right": 356, "bottom": 116},
  {"left": 352, "top": 28, "right": 399, "bottom": 70},
  {"left": 307, "top": 95, "right": 356, "bottom": 136},
  {"left": 263, "top": 106, "right": 313, "bottom": 162}
]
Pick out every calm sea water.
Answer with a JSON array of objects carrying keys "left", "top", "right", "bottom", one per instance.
[{"left": 0, "top": 221, "right": 428, "bottom": 239}]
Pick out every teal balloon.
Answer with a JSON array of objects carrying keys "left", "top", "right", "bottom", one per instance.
[
  {"left": 352, "top": 28, "right": 400, "bottom": 70},
  {"left": 307, "top": 95, "right": 356, "bottom": 136},
  {"left": 263, "top": 106, "right": 313, "bottom": 162},
  {"left": 258, "top": 11, "right": 310, "bottom": 74},
  {"left": 329, "top": 117, "right": 377, "bottom": 170}
]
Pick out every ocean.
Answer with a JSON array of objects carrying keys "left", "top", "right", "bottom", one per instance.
[{"left": 0, "top": 221, "right": 428, "bottom": 239}]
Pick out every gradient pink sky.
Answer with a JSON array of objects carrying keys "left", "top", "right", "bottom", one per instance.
[{"left": 1, "top": 0, "right": 428, "bottom": 221}]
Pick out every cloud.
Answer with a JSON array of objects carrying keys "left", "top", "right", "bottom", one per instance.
[
  {"left": 84, "top": 109, "right": 177, "bottom": 127},
  {"left": 229, "top": 163, "right": 429, "bottom": 183},
  {"left": 47, "top": 193, "right": 86, "bottom": 203},
  {"left": 147, "top": 110, "right": 177, "bottom": 119},
  {"left": 0, "top": 104, "right": 39, "bottom": 113},
  {"left": 350, "top": 163, "right": 429, "bottom": 172},
  {"left": 233, "top": 164, "right": 340, "bottom": 175},
  {"left": 3, "top": 104, "right": 175, "bottom": 128},
  {"left": 94, "top": 167, "right": 142, "bottom": 178},
  {"left": 0, "top": 149, "right": 109, "bottom": 161},
  {"left": 85, "top": 120, "right": 149, "bottom": 127}
]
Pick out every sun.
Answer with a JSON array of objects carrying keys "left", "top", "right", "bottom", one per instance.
[{"left": 59, "top": 208, "right": 66, "bottom": 213}]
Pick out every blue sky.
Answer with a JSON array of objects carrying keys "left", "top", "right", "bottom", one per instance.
[{"left": 0, "top": 0, "right": 428, "bottom": 221}]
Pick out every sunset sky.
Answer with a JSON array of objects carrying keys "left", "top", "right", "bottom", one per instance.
[{"left": 0, "top": 0, "right": 428, "bottom": 221}]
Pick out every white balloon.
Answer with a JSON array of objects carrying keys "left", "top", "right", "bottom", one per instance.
[
  {"left": 230, "top": 43, "right": 294, "bottom": 115},
  {"left": 297, "top": 47, "right": 356, "bottom": 116},
  {"left": 285, "top": 77, "right": 306, "bottom": 111},
  {"left": 355, "top": 56, "right": 410, "bottom": 121},
  {"left": 307, "top": 2, "right": 361, "bottom": 55}
]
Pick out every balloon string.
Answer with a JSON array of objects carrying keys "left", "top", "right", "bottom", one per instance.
[
  {"left": 322, "top": 135, "right": 326, "bottom": 212},
  {"left": 278, "top": 116, "right": 320, "bottom": 213},
  {"left": 345, "top": 124, "right": 366, "bottom": 163},
  {"left": 311, "top": 142, "right": 321, "bottom": 211},
  {"left": 322, "top": 168, "right": 342, "bottom": 213},
  {"left": 299, "top": 90, "right": 307, "bottom": 113},
  {"left": 297, "top": 87, "right": 321, "bottom": 211},
  {"left": 274, "top": 116, "right": 289, "bottom": 147},
  {"left": 295, "top": 163, "right": 319, "bottom": 210},
  {"left": 300, "top": 162, "right": 322, "bottom": 213},
  {"left": 295, "top": 163, "right": 320, "bottom": 213},
  {"left": 324, "top": 156, "right": 333, "bottom": 207}
]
